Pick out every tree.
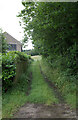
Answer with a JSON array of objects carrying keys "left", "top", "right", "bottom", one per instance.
[
  {"left": 18, "top": 2, "right": 78, "bottom": 74},
  {"left": 0, "top": 29, "right": 8, "bottom": 53}
]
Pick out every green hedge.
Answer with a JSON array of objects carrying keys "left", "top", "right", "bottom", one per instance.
[{"left": 2, "top": 51, "right": 30, "bottom": 92}]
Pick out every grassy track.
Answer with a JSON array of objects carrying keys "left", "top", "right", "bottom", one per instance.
[
  {"left": 2, "top": 55, "right": 76, "bottom": 118},
  {"left": 27, "top": 57, "right": 58, "bottom": 105},
  {"left": 2, "top": 56, "right": 58, "bottom": 118}
]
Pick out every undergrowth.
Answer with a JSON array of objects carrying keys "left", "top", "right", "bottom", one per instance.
[{"left": 40, "top": 57, "right": 76, "bottom": 109}]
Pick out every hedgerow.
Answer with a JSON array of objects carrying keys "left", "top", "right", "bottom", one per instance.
[
  {"left": 2, "top": 51, "right": 31, "bottom": 92},
  {"left": 18, "top": 2, "right": 78, "bottom": 82}
]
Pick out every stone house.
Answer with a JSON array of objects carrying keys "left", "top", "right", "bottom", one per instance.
[{"left": 4, "top": 32, "right": 22, "bottom": 52}]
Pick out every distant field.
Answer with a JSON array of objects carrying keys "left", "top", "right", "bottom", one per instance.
[{"left": 31, "top": 55, "right": 42, "bottom": 61}]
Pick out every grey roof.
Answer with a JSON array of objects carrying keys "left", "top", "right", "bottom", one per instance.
[{"left": 4, "top": 32, "right": 22, "bottom": 45}]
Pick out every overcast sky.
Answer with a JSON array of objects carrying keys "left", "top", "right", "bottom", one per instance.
[{"left": 0, "top": 0, "right": 33, "bottom": 50}]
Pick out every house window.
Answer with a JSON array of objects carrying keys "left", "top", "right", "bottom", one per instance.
[{"left": 8, "top": 44, "right": 17, "bottom": 51}]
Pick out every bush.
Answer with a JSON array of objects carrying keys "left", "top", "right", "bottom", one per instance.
[
  {"left": 24, "top": 49, "right": 39, "bottom": 56},
  {"left": 2, "top": 51, "right": 30, "bottom": 92}
]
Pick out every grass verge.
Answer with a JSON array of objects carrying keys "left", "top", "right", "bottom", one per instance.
[
  {"left": 2, "top": 88, "right": 27, "bottom": 118},
  {"left": 40, "top": 57, "right": 76, "bottom": 109},
  {"left": 2, "top": 66, "right": 31, "bottom": 118}
]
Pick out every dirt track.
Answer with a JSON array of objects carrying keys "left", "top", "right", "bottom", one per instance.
[
  {"left": 14, "top": 103, "right": 76, "bottom": 118},
  {"left": 13, "top": 57, "right": 77, "bottom": 119}
]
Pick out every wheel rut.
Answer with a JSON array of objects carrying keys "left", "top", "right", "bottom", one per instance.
[
  {"left": 39, "top": 64, "right": 65, "bottom": 103},
  {"left": 13, "top": 60, "right": 76, "bottom": 119}
]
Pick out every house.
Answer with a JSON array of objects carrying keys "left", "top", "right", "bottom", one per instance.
[{"left": 4, "top": 32, "right": 22, "bottom": 52}]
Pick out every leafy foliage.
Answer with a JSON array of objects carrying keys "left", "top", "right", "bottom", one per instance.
[
  {"left": 24, "top": 49, "right": 39, "bottom": 56},
  {"left": 2, "top": 51, "right": 30, "bottom": 92},
  {"left": 19, "top": 2, "right": 78, "bottom": 82}
]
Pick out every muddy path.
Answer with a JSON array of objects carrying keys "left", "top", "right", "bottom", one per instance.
[
  {"left": 13, "top": 57, "right": 77, "bottom": 119},
  {"left": 14, "top": 103, "right": 76, "bottom": 118}
]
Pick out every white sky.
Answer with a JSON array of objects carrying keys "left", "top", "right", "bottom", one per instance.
[{"left": 0, "top": 0, "right": 33, "bottom": 50}]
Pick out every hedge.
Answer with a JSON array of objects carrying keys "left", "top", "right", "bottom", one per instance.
[{"left": 2, "top": 51, "right": 30, "bottom": 92}]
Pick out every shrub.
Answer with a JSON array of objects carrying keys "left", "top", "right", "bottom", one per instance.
[{"left": 2, "top": 51, "right": 30, "bottom": 92}]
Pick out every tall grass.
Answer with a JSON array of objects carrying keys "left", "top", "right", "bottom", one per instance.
[{"left": 40, "top": 58, "right": 76, "bottom": 109}]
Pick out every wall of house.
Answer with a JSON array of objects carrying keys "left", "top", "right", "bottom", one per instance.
[
  {"left": 17, "top": 44, "right": 22, "bottom": 52},
  {"left": 4, "top": 32, "right": 22, "bottom": 52}
]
